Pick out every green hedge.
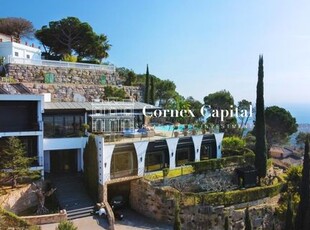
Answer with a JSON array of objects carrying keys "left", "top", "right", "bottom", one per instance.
[
  {"left": 222, "top": 147, "right": 254, "bottom": 157},
  {"left": 182, "top": 181, "right": 283, "bottom": 206},
  {"left": 189, "top": 154, "right": 255, "bottom": 173}
]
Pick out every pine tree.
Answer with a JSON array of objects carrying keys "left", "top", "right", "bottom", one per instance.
[
  {"left": 244, "top": 206, "right": 253, "bottom": 230},
  {"left": 150, "top": 75, "right": 155, "bottom": 105},
  {"left": 144, "top": 64, "right": 150, "bottom": 103},
  {"left": 0, "top": 137, "right": 34, "bottom": 188},
  {"left": 285, "top": 193, "right": 294, "bottom": 230},
  {"left": 254, "top": 55, "right": 267, "bottom": 180},
  {"left": 295, "top": 140, "right": 310, "bottom": 230}
]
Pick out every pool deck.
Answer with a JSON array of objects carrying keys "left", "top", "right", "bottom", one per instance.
[{"left": 101, "top": 130, "right": 210, "bottom": 144}]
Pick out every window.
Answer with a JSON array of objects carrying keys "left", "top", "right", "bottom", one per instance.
[
  {"left": 145, "top": 151, "right": 166, "bottom": 171},
  {"left": 14, "top": 52, "right": 19, "bottom": 57},
  {"left": 43, "top": 113, "right": 85, "bottom": 137},
  {"left": 26, "top": 54, "right": 30, "bottom": 59}
]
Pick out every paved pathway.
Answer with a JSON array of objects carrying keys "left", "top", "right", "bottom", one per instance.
[
  {"left": 49, "top": 173, "right": 94, "bottom": 211},
  {"left": 40, "top": 208, "right": 172, "bottom": 230}
]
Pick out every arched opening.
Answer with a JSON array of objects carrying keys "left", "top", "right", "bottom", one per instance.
[
  {"left": 176, "top": 137, "right": 195, "bottom": 166},
  {"left": 110, "top": 143, "right": 138, "bottom": 179},
  {"left": 145, "top": 140, "right": 169, "bottom": 172},
  {"left": 200, "top": 134, "right": 217, "bottom": 160}
]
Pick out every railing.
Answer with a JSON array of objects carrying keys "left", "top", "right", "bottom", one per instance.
[{"left": 5, "top": 56, "right": 115, "bottom": 73}]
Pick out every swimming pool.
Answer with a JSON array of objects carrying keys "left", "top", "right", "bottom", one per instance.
[{"left": 154, "top": 124, "right": 193, "bottom": 132}]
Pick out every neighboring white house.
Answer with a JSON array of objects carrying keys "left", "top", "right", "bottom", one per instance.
[
  {"left": 0, "top": 33, "right": 12, "bottom": 42},
  {"left": 0, "top": 34, "right": 41, "bottom": 61}
]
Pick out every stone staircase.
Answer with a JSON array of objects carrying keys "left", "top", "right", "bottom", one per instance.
[
  {"left": 66, "top": 206, "right": 95, "bottom": 220},
  {"left": 49, "top": 173, "right": 95, "bottom": 220}
]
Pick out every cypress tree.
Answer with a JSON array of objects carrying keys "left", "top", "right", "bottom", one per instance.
[
  {"left": 144, "top": 64, "right": 150, "bottom": 103},
  {"left": 244, "top": 206, "right": 253, "bottom": 230},
  {"left": 150, "top": 75, "right": 155, "bottom": 105},
  {"left": 285, "top": 193, "right": 294, "bottom": 230},
  {"left": 83, "top": 135, "right": 99, "bottom": 200},
  {"left": 83, "top": 139, "right": 89, "bottom": 184},
  {"left": 254, "top": 55, "right": 267, "bottom": 180},
  {"left": 174, "top": 194, "right": 181, "bottom": 230},
  {"left": 295, "top": 140, "right": 310, "bottom": 230},
  {"left": 224, "top": 216, "right": 229, "bottom": 230}
]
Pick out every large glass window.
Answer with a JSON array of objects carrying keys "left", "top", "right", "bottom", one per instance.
[
  {"left": 43, "top": 113, "right": 84, "bottom": 138},
  {"left": 0, "top": 101, "right": 38, "bottom": 132},
  {"left": 145, "top": 151, "right": 166, "bottom": 172},
  {"left": 200, "top": 144, "right": 214, "bottom": 160},
  {"left": 176, "top": 137, "right": 195, "bottom": 166},
  {"left": 145, "top": 140, "right": 169, "bottom": 172},
  {"left": 200, "top": 134, "right": 217, "bottom": 160},
  {"left": 176, "top": 147, "right": 195, "bottom": 166},
  {"left": 110, "top": 146, "right": 138, "bottom": 179}
]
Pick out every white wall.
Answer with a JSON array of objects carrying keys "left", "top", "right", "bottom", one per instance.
[
  {"left": 0, "top": 42, "right": 12, "bottom": 60},
  {"left": 133, "top": 141, "right": 149, "bottom": 176},
  {"left": 214, "top": 133, "right": 224, "bottom": 158},
  {"left": 96, "top": 136, "right": 115, "bottom": 185},
  {"left": 166, "top": 138, "right": 179, "bottom": 170},
  {"left": 191, "top": 135, "right": 204, "bottom": 162},
  {"left": 43, "top": 137, "right": 88, "bottom": 151},
  {"left": 0, "top": 42, "right": 41, "bottom": 60}
]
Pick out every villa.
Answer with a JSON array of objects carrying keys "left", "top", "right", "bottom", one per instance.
[
  {"left": 0, "top": 94, "right": 224, "bottom": 181},
  {"left": 0, "top": 40, "right": 224, "bottom": 224}
]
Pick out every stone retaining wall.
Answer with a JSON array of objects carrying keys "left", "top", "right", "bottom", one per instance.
[
  {"left": 6, "top": 63, "right": 117, "bottom": 85},
  {"left": 0, "top": 184, "right": 38, "bottom": 214},
  {"left": 0, "top": 82, "right": 143, "bottom": 102},
  {"left": 20, "top": 210, "right": 67, "bottom": 225},
  {"left": 2, "top": 63, "right": 144, "bottom": 102},
  {"left": 130, "top": 179, "right": 281, "bottom": 230}
]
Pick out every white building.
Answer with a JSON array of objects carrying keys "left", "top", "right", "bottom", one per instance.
[
  {"left": 0, "top": 34, "right": 41, "bottom": 61},
  {"left": 0, "top": 33, "right": 12, "bottom": 42}
]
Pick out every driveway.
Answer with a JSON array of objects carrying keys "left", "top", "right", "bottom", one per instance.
[{"left": 40, "top": 208, "right": 172, "bottom": 230}]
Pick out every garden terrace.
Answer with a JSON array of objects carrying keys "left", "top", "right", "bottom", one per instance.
[{"left": 143, "top": 154, "right": 284, "bottom": 207}]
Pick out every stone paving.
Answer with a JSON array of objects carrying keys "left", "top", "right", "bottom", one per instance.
[{"left": 40, "top": 208, "right": 172, "bottom": 230}]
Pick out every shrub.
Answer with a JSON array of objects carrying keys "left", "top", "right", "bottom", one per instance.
[
  {"left": 0, "top": 208, "right": 31, "bottom": 229},
  {"left": 244, "top": 151, "right": 255, "bottom": 165},
  {"left": 222, "top": 136, "right": 246, "bottom": 150},
  {"left": 62, "top": 54, "right": 77, "bottom": 62},
  {"left": 190, "top": 154, "right": 255, "bottom": 174},
  {"left": 203, "top": 182, "right": 283, "bottom": 206},
  {"left": 181, "top": 181, "right": 283, "bottom": 207},
  {"left": 162, "top": 168, "right": 169, "bottom": 177},
  {"left": 275, "top": 165, "right": 302, "bottom": 219},
  {"left": 56, "top": 220, "right": 77, "bottom": 230}
]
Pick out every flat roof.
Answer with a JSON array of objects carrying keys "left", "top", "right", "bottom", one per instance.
[
  {"left": 0, "top": 94, "right": 43, "bottom": 101},
  {"left": 44, "top": 101, "right": 160, "bottom": 111}
]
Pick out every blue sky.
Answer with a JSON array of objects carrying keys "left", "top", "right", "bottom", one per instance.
[{"left": 2, "top": 0, "right": 310, "bottom": 122}]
